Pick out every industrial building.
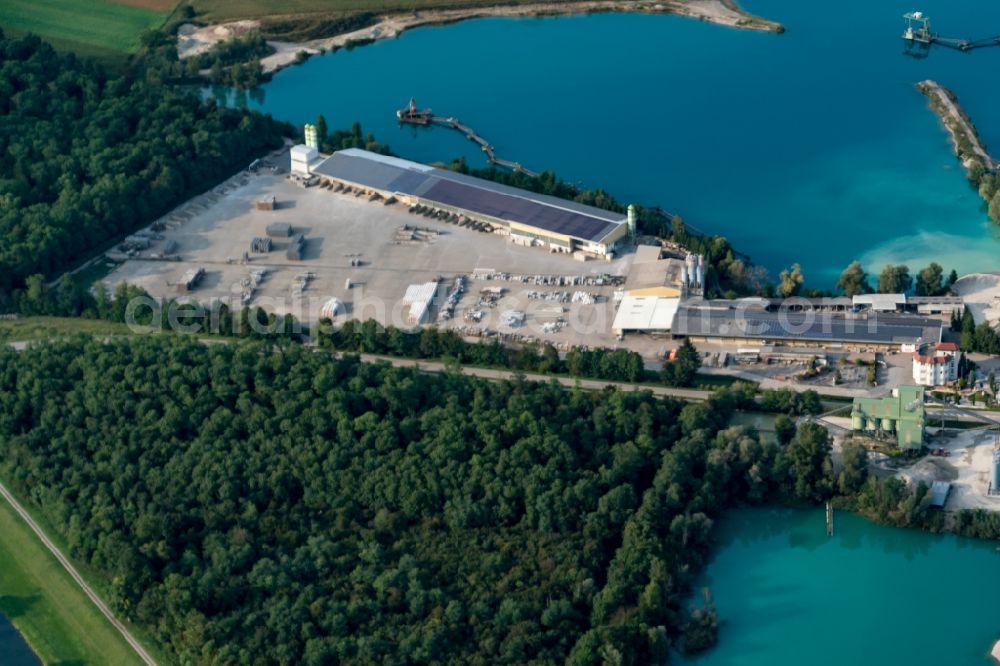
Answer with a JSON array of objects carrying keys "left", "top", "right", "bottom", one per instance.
[
  {"left": 852, "top": 293, "right": 907, "bottom": 312},
  {"left": 671, "top": 300, "right": 944, "bottom": 351},
  {"left": 852, "top": 293, "right": 965, "bottom": 317},
  {"left": 851, "top": 385, "right": 926, "bottom": 450},
  {"left": 906, "top": 296, "right": 965, "bottom": 317},
  {"left": 291, "top": 145, "right": 321, "bottom": 176},
  {"left": 912, "top": 342, "right": 959, "bottom": 386},
  {"left": 612, "top": 245, "right": 693, "bottom": 335},
  {"left": 311, "top": 149, "right": 630, "bottom": 257}
]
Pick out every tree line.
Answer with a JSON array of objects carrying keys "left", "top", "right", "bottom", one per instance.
[
  {"left": 318, "top": 318, "right": 704, "bottom": 388},
  {"left": 953, "top": 307, "right": 1000, "bottom": 355},
  {"left": 312, "top": 115, "right": 391, "bottom": 156},
  {"left": 0, "top": 31, "right": 290, "bottom": 306},
  {"left": 769, "top": 259, "right": 960, "bottom": 300},
  {"left": 834, "top": 260, "right": 958, "bottom": 297}
]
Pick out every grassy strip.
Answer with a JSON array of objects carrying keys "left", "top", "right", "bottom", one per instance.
[
  {"left": 0, "top": 0, "right": 169, "bottom": 54},
  {"left": 0, "top": 499, "right": 142, "bottom": 665},
  {"left": 188, "top": 0, "right": 536, "bottom": 22},
  {"left": 0, "top": 317, "right": 136, "bottom": 343}
]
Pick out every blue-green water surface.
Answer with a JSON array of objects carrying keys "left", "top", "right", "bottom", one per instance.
[
  {"left": 686, "top": 508, "right": 1000, "bottom": 666},
  {"left": 224, "top": 0, "right": 1000, "bottom": 285},
  {"left": 0, "top": 612, "right": 40, "bottom": 666}
]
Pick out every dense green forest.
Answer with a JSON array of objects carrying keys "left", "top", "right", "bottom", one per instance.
[
  {"left": 0, "top": 336, "right": 839, "bottom": 664},
  {"left": 0, "top": 30, "right": 288, "bottom": 304}
]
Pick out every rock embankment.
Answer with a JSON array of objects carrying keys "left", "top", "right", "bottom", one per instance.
[{"left": 917, "top": 80, "right": 999, "bottom": 175}]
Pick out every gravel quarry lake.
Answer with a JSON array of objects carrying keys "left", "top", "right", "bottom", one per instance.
[
  {"left": 221, "top": 0, "right": 1000, "bottom": 287},
  {"left": 684, "top": 508, "right": 1000, "bottom": 665}
]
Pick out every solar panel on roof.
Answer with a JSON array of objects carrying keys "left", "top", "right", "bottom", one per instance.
[
  {"left": 311, "top": 149, "right": 625, "bottom": 242},
  {"left": 423, "top": 180, "right": 618, "bottom": 240},
  {"left": 387, "top": 171, "right": 429, "bottom": 193}
]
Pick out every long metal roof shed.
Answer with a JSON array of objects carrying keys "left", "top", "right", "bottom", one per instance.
[
  {"left": 312, "top": 149, "right": 627, "bottom": 243},
  {"left": 853, "top": 294, "right": 907, "bottom": 311},
  {"left": 672, "top": 306, "right": 943, "bottom": 346}
]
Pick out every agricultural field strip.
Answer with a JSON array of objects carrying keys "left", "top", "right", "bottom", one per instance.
[
  {"left": 0, "top": 481, "right": 159, "bottom": 666},
  {"left": 0, "top": 0, "right": 169, "bottom": 52}
]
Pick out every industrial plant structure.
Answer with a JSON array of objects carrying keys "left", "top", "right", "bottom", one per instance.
[
  {"left": 291, "top": 145, "right": 321, "bottom": 176},
  {"left": 310, "top": 149, "right": 629, "bottom": 257},
  {"left": 612, "top": 245, "right": 694, "bottom": 336},
  {"left": 851, "top": 386, "right": 925, "bottom": 450}
]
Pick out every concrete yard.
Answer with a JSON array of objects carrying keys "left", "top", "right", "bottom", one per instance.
[
  {"left": 895, "top": 428, "right": 1000, "bottom": 512},
  {"left": 104, "top": 151, "right": 669, "bottom": 354}
]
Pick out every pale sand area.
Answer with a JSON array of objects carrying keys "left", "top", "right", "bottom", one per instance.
[
  {"left": 177, "top": 0, "right": 783, "bottom": 74},
  {"left": 894, "top": 428, "right": 1000, "bottom": 512},
  {"left": 952, "top": 273, "right": 1000, "bottom": 325}
]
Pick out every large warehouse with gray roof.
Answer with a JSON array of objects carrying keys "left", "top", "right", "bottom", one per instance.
[
  {"left": 672, "top": 301, "right": 944, "bottom": 350},
  {"left": 311, "top": 148, "right": 630, "bottom": 256}
]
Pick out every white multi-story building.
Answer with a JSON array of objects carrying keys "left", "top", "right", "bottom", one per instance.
[{"left": 912, "top": 342, "right": 959, "bottom": 386}]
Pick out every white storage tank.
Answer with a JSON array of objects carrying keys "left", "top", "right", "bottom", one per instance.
[{"left": 291, "top": 144, "right": 319, "bottom": 176}]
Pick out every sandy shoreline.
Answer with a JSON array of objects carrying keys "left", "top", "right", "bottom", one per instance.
[{"left": 177, "top": 0, "right": 784, "bottom": 74}]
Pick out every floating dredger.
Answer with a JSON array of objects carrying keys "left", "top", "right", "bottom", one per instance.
[
  {"left": 902, "top": 11, "right": 1000, "bottom": 52},
  {"left": 396, "top": 97, "right": 433, "bottom": 125}
]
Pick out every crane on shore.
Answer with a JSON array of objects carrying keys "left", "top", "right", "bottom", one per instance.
[{"left": 903, "top": 11, "right": 1000, "bottom": 53}]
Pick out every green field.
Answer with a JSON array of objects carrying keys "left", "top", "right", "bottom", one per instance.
[
  {"left": 0, "top": 498, "right": 143, "bottom": 665},
  {"left": 0, "top": 0, "right": 171, "bottom": 55},
  {"left": 0, "top": 316, "right": 136, "bottom": 343},
  {"left": 188, "top": 0, "right": 536, "bottom": 22}
]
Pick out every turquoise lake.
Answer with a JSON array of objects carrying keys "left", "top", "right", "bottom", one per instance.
[
  {"left": 220, "top": 0, "right": 1000, "bottom": 287},
  {"left": 685, "top": 508, "right": 1000, "bottom": 666}
]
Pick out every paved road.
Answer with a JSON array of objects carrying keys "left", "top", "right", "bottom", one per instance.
[
  {"left": 926, "top": 404, "right": 1000, "bottom": 426},
  {"left": 0, "top": 481, "right": 158, "bottom": 666}
]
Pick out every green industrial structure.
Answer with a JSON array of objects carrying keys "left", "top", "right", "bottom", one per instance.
[
  {"left": 902, "top": 11, "right": 933, "bottom": 44},
  {"left": 851, "top": 386, "right": 925, "bottom": 450}
]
